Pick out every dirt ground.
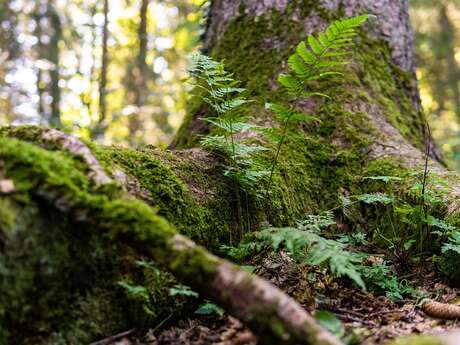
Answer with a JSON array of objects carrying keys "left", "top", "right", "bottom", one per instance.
[{"left": 91, "top": 251, "right": 460, "bottom": 345}]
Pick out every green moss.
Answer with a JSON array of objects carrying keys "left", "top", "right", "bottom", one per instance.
[
  {"left": 363, "top": 158, "right": 404, "bottom": 178},
  {"left": 94, "top": 145, "right": 236, "bottom": 247},
  {"left": 0, "top": 137, "right": 182, "bottom": 344}
]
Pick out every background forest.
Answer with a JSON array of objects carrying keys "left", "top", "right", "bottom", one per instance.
[{"left": 1, "top": 0, "right": 460, "bottom": 166}]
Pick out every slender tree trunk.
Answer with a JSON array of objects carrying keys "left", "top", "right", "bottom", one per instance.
[
  {"left": 96, "top": 0, "right": 109, "bottom": 139},
  {"left": 48, "top": 0, "right": 62, "bottom": 127},
  {"left": 34, "top": 8, "right": 45, "bottom": 118},
  {"left": 2, "top": 1, "right": 460, "bottom": 344},
  {"left": 128, "top": 0, "right": 150, "bottom": 144},
  {"left": 439, "top": 4, "right": 460, "bottom": 121}
]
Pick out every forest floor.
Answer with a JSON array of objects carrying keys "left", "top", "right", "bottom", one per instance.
[{"left": 92, "top": 251, "right": 460, "bottom": 345}]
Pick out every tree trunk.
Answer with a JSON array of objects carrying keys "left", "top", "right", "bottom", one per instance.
[
  {"left": 128, "top": 0, "right": 150, "bottom": 144},
  {"left": 95, "top": 0, "right": 109, "bottom": 140},
  {"left": 438, "top": 4, "right": 460, "bottom": 121},
  {"left": 48, "top": 0, "right": 62, "bottom": 127},
  {"left": 1, "top": 1, "right": 459, "bottom": 344}
]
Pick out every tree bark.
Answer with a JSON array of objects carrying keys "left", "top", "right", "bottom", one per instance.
[
  {"left": 128, "top": 0, "right": 151, "bottom": 144},
  {"left": 48, "top": 0, "right": 62, "bottom": 127},
  {"left": 95, "top": 0, "right": 109, "bottom": 140},
  {"left": 438, "top": 4, "right": 460, "bottom": 121},
  {"left": 1, "top": 1, "right": 459, "bottom": 344}
]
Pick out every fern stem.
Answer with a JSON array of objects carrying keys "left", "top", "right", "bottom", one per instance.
[
  {"left": 267, "top": 118, "right": 289, "bottom": 191},
  {"left": 420, "top": 120, "right": 431, "bottom": 253},
  {"left": 229, "top": 120, "right": 236, "bottom": 157}
]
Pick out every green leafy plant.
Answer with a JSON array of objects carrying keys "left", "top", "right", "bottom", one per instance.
[
  {"left": 255, "top": 213, "right": 366, "bottom": 289},
  {"left": 314, "top": 311, "right": 345, "bottom": 340},
  {"left": 359, "top": 263, "right": 417, "bottom": 301},
  {"left": 441, "top": 230, "right": 460, "bottom": 255},
  {"left": 117, "top": 280, "right": 155, "bottom": 315},
  {"left": 265, "top": 14, "right": 369, "bottom": 190},
  {"left": 188, "top": 52, "right": 268, "bottom": 196},
  {"left": 194, "top": 301, "right": 225, "bottom": 316},
  {"left": 224, "top": 209, "right": 417, "bottom": 300},
  {"left": 169, "top": 284, "right": 199, "bottom": 298}
]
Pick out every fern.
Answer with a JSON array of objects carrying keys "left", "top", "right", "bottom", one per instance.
[
  {"left": 257, "top": 225, "right": 365, "bottom": 289},
  {"left": 265, "top": 15, "right": 368, "bottom": 192},
  {"left": 357, "top": 193, "right": 394, "bottom": 205},
  {"left": 442, "top": 231, "right": 460, "bottom": 255},
  {"left": 280, "top": 14, "right": 368, "bottom": 96},
  {"left": 188, "top": 53, "right": 267, "bottom": 195},
  {"left": 169, "top": 284, "right": 199, "bottom": 298}
]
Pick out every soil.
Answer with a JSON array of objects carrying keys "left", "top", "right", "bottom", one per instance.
[{"left": 90, "top": 251, "right": 460, "bottom": 345}]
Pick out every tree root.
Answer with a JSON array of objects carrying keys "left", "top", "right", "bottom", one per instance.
[
  {"left": 421, "top": 299, "right": 460, "bottom": 320},
  {"left": 1, "top": 126, "right": 112, "bottom": 185}
]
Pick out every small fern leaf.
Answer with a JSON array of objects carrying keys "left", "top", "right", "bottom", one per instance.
[
  {"left": 296, "top": 42, "right": 316, "bottom": 65},
  {"left": 308, "top": 35, "right": 324, "bottom": 55},
  {"left": 278, "top": 74, "right": 303, "bottom": 94},
  {"left": 265, "top": 102, "right": 294, "bottom": 121},
  {"left": 344, "top": 14, "right": 369, "bottom": 27},
  {"left": 288, "top": 54, "right": 310, "bottom": 78},
  {"left": 301, "top": 91, "right": 330, "bottom": 99},
  {"left": 306, "top": 71, "right": 343, "bottom": 81},
  {"left": 318, "top": 33, "right": 329, "bottom": 47}
]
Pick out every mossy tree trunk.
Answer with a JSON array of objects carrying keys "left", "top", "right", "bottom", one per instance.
[{"left": 1, "top": 1, "right": 460, "bottom": 344}]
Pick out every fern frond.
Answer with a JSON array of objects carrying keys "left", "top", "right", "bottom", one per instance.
[
  {"left": 357, "top": 193, "right": 394, "bottom": 205},
  {"left": 200, "top": 135, "right": 231, "bottom": 154},
  {"left": 296, "top": 42, "right": 316, "bottom": 65},
  {"left": 277, "top": 74, "right": 304, "bottom": 94},
  {"left": 282, "top": 14, "right": 368, "bottom": 96},
  {"left": 224, "top": 168, "right": 269, "bottom": 195},
  {"left": 204, "top": 118, "right": 255, "bottom": 134},
  {"left": 208, "top": 87, "right": 246, "bottom": 99},
  {"left": 265, "top": 102, "right": 319, "bottom": 123},
  {"left": 256, "top": 226, "right": 366, "bottom": 289}
]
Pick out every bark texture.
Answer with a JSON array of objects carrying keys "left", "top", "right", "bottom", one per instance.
[{"left": 2, "top": 1, "right": 460, "bottom": 344}]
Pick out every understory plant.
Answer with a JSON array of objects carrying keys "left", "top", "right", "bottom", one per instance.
[
  {"left": 265, "top": 14, "right": 369, "bottom": 189},
  {"left": 223, "top": 211, "right": 416, "bottom": 301},
  {"left": 188, "top": 53, "right": 268, "bottom": 197},
  {"left": 344, "top": 174, "right": 455, "bottom": 256}
]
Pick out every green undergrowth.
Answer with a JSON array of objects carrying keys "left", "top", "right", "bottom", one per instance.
[{"left": 222, "top": 212, "right": 418, "bottom": 301}]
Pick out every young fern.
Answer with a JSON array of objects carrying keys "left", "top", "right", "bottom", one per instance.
[
  {"left": 188, "top": 53, "right": 268, "bottom": 196},
  {"left": 265, "top": 14, "right": 368, "bottom": 190}
]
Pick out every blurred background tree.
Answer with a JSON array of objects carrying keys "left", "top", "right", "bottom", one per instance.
[
  {"left": 2, "top": 0, "right": 460, "bottom": 166},
  {"left": 411, "top": 0, "right": 460, "bottom": 169},
  {"left": 0, "top": 0, "right": 205, "bottom": 147}
]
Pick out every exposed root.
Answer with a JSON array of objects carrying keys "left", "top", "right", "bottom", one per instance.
[
  {"left": 2, "top": 126, "right": 112, "bottom": 186},
  {"left": 421, "top": 299, "right": 460, "bottom": 320}
]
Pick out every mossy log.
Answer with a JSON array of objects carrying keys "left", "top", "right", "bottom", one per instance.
[{"left": 3, "top": 1, "right": 460, "bottom": 344}]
